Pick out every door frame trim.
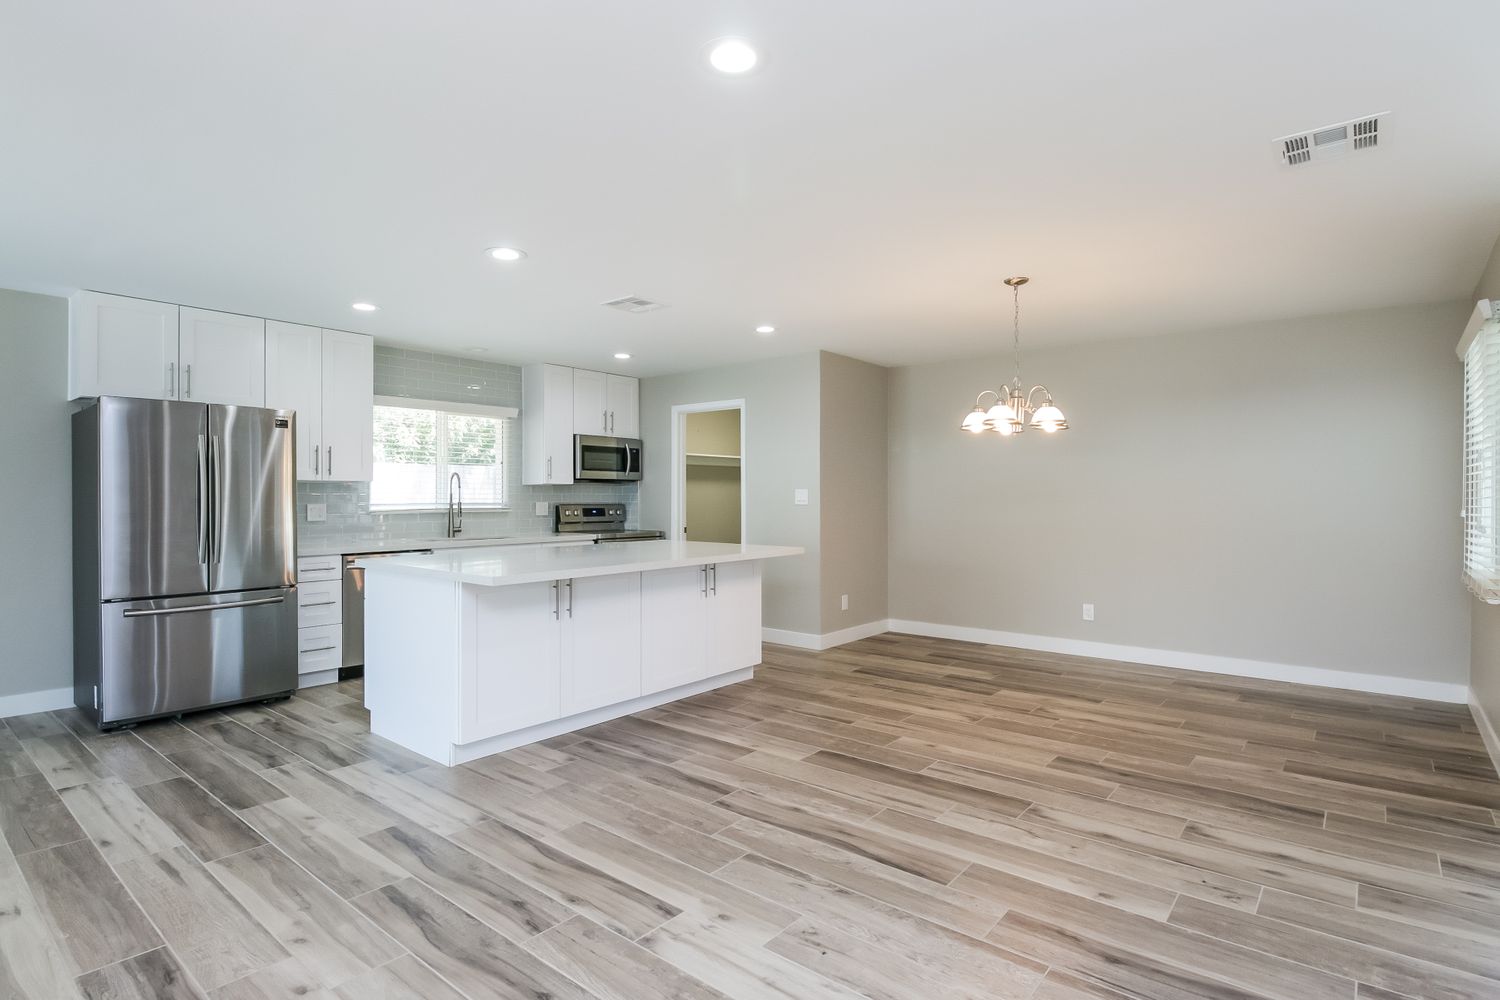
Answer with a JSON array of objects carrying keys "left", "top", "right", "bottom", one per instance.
[{"left": 669, "top": 398, "right": 747, "bottom": 544}]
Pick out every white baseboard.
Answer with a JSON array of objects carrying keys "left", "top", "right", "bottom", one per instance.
[
  {"left": 1471, "top": 693, "right": 1500, "bottom": 776},
  {"left": 886, "top": 619, "right": 1470, "bottom": 704},
  {"left": 0, "top": 686, "right": 75, "bottom": 718},
  {"left": 763, "top": 619, "right": 891, "bottom": 652}
]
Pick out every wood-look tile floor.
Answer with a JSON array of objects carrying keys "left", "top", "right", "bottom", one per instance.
[{"left": 2, "top": 634, "right": 1498, "bottom": 999}]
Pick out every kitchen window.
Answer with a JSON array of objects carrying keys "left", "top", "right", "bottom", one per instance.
[
  {"left": 370, "top": 397, "right": 518, "bottom": 510},
  {"left": 1463, "top": 303, "right": 1500, "bottom": 602}
]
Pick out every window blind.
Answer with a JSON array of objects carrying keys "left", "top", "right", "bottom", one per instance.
[{"left": 1463, "top": 317, "right": 1500, "bottom": 601}]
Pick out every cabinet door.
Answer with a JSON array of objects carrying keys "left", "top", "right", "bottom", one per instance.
[
  {"left": 265, "top": 321, "right": 324, "bottom": 480},
  {"left": 561, "top": 573, "right": 642, "bottom": 716},
  {"left": 464, "top": 581, "right": 562, "bottom": 741},
  {"left": 606, "top": 375, "right": 639, "bottom": 438},
  {"left": 69, "top": 292, "right": 180, "bottom": 400},
  {"left": 321, "top": 330, "right": 374, "bottom": 482},
  {"left": 641, "top": 565, "right": 711, "bottom": 694},
  {"left": 572, "top": 369, "right": 608, "bottom": 435},
  {"left": 543, "top": 364, "right": 575, "bottom": 484},
  {"left": 178, "top": 307, "right": 265, "bottom": 406},
  {"left": 709, "top": 561, "right": 763, "bottom": 674}
]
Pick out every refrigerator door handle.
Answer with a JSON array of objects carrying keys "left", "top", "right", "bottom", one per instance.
[
  {"left": 210, "top": 435, "right": 225, "bottom": 565},
  {"left": 196, "top": 434, "right": 209, "bottom": 564},
  {"left": 123, "top": 594, "right": 286, "bottom": 618}
]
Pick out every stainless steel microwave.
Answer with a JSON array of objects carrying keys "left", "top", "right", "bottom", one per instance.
[{"left": 574, "top": 435, "right": 642, "bottom": 481}]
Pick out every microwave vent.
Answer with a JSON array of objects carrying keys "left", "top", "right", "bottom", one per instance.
[
  {"left": 1273, "top": 113, "right": 1387, "bottom": 167},
  {"left": 602, "top": 295, "right": 668, "bottom": 314}
]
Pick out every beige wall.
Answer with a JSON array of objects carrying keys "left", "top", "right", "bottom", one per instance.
[
  {"left": 640, "top": 354, "right": 822, "bottom": 634},
  {"left": 820, "top": 352, "right": 889, "bottom": 631},
  {"left": 888, "top": 302, "right": 1471, "bottom": 686},
  {"left": 0, "top": 289, "right": 73, "bottom": 704},
  {"left": 686, "top": 409, "right": 741, "bottom": 457},
  {"left": 1470, "top": 232, "right": 1500, "bottom": 729}
]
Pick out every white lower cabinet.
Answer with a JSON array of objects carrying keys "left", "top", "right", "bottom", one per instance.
[
  {"left": 462, "top": 580, "right": 564, "bottom": 743},
  {"left": 296, "top": 555, "right": 343, "bottom": 686},
  {"left": 641, "top": 561, "right": 762, "bottom": 695},
  {"left": 462, "top": 573, "right": 645, "bottom": 743},
  {"left": 561, "top": 573, "right": 642, "bottom": 716},
  {"left": 297, "top": 624, "right": 342, "bottom": 677}
]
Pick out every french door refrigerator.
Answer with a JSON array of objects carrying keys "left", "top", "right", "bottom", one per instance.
[{"left": 73, "top": 396, "right": 298, "bottom": 728}]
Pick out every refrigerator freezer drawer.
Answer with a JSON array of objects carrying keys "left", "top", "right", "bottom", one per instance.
[{"left": 98, "top": 587, "right": 297, "bottom": 725}]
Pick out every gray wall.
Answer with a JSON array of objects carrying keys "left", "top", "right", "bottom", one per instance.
[
  {"left": 888, "top": 302, "right": 1471, "bottom": 685},
  {"left": 298, "top": 346, "right": 637, "bottom": 550},
  {"left": 820, "top": 352, "right": 889, "bottom": 631},
  {"left": 1470, "top": 233, "right": 1500, "bottom": 726},
  {"left": 641, "top": 354, "right": 822, "bottom": 634},
  {"left": 0, "top": 289, "right": 73, "bottom": 702}
]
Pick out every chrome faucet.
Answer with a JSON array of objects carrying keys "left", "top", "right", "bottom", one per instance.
[{"left": 446, "top": 472, "right": 463, "bottom": 537}]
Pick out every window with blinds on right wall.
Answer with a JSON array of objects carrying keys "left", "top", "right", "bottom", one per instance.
[{"left": 1462, "top": 298, "right": 1500, "bottom": 602}]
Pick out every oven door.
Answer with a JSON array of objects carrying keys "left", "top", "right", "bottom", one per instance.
[{"left": 574, "top": 435, "right": 643, "bottom": 481}]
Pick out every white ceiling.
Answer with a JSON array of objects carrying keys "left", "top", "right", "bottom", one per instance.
[{"left": 3, "top": 2, "right": 1499, "bottom": 376}]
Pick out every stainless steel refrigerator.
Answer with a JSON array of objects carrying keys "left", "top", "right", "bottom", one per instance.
[{"left": 73, "top": 396, "right": 298, "bottom": 728}]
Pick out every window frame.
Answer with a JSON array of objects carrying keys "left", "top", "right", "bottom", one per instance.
[
  {"left": 1461, "top": 301, "right": 1500, "bottom": 603},
  {"left": 369, "top": 395, "right": 519, "bottom": 512}
]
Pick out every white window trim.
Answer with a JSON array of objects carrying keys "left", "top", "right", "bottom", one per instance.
[{"left": 371, "top": 396, "right": 518, "bottom": 512}]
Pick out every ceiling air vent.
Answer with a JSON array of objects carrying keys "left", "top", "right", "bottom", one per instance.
[
  {"left": 1273, "top": 113, "right": 1387, "bottom": 166},
  {"left": 602, "top": 295, "right": 668, "bottom": 314}
]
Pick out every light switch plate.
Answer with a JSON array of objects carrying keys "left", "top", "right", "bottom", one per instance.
[
  {"left": 535, "top": 501, "right": 549, "bottom": 517},
  {"left": 306, "top": 503, "right": 327, "bottom": 523},
  {"left": 1082, "top": 603, "right": 1095, "bottom": 622},
  {"left": 794, "top": 489, "right": 809, "bottom": 506}
]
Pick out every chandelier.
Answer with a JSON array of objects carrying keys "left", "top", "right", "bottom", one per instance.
[{"left": 959, "top": 276, "right": 1068, "bottom": 436}]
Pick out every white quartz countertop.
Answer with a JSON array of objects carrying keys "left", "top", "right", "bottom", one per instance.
[
  {"left": 299, "top": 535, "right": 597, "bottom": 558},
  {"left": 356, "top": 539, "right": 804, "bottom": 586}
]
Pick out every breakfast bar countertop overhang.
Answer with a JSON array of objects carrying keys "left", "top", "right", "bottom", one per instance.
[
  {"left": 357, "top": 540, "right": 804, "bottom": 766},
  {"left": 354, "top": 539, "right": 804, "bottom": 586}
]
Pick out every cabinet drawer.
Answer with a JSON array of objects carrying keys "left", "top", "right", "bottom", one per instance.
[
  {"left": 297, "top": 624, "right": 342, "bottom": 675},
  {"left": 297, "top": 555, "right": 342, "bottom": 582},
  {"left": 297, "top": 579, "right": 342, "bottom": 627}
]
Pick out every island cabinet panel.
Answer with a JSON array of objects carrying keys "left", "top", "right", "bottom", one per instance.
[
  {"left": 560, "top": 573, "right": 642, "bottom": 716},
  {"left": 709, "top": 560, "right": 762, "bottom": 673},
  {"left": 462, "top": 581, "right": 562, "bottom": 742},
  {"left": 641, "top": 566, "right": 712, "bottom": 694}
]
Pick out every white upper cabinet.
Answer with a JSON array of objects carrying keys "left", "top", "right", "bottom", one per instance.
[
  {"left": 572, "top": 368, "right": 609, "bottom": 435},
  {"left": 607, "top": 373, "right": 639, "bottom": 438},
  {"left": 264, "top": 321, "right": 324, "bottom": 480},
  {"left": 320, "top": 330, "right": 374, "bottom": 482},
  {"left": 521, "top": 363, "right": 576, "bottom": 485},
  {"left": 69, "top": 292, "right": 180, "bottom": 400},
  {"left": 178, "top": 307, "right": 265, "bottom": 406}
]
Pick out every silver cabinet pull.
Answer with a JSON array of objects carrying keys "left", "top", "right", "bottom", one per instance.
[
  {"left": 610, "top": 411, "right": 615, "bottom": 434},
  {"left": 546, "top": 456, "right": 552, "bottom": 481},
  {"left": 167, "top": 361, "right": 176, "bottom": 398},
  {"left": 124, "top": 594, "right": 285, "bottom": 618},
  {"left": 710, "top": 563, "right": 718, "bottom": 595},
  {"left": 327, "top": 446, "right": 333, "bottom": 477},
  {"left": 603, "top": 408, "right": 608, "bottom": 433},
  {"left": 700, "top": 565, "right": 708, "bottom": 597},
  {"left": 314, "top": 442, "right": 320, "bottom": 476},
  {"left": 301, "top": 600, "right": 337, "bottom": 607},
  {"left": 566, "top": 579, "right": 574, "bottom": 618},
  {"left": 551, "top": 580, "right": 559, "bottom": 619},
  {"left": 184, "top": 363, "right": 192, "bottom": 399},
  {"left": 300, "top": 645, "right": 337, "bottom": 653}
]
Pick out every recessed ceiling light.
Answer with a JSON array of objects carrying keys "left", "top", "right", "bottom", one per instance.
[
  {"left": 708, "top": 38, "right": 758, "bottom": 74},
  {"left": 351, "top": 302, "right": 378, "bottom": 312},
  {"left": 755, "top": 324, "right": 775, "bottom": 335},
  {"left": 486, "top": 247, "right": 527, "bottom": 262},
  {"left": 614, "top": 353, "right": 632, "bottom": 360}
]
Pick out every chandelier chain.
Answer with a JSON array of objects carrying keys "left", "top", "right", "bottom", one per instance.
[{"left": 1011, "top": 280, "right": 1022, "bottom": 387}]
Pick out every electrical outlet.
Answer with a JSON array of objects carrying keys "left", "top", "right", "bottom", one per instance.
[
  {"left": 1082, "top": 603, "right": 1095, "bottom": 622},
  {"left": 534, "top": 501, "right": 549, "bottom": 517},
  {"left": 841, "top": 594, "right": 849, "bottom": 611},
  {"left": 306, "top": 503, "right": 327, "bottom": 523},
  {"left": 794, "top": 489, "right": 809, "bottom": 506}
]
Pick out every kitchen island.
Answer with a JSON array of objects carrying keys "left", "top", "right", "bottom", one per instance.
[{"left": 358, "top": 540, "right": 803, "bottom": 765}]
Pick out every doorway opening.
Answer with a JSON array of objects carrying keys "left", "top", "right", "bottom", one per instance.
[{"left": 671, "top": 400, "right": 746, "bottom": 544}]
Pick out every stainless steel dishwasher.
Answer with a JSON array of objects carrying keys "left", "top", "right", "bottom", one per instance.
[{"left": 342, "top": 549, "right": 432, "bottom": 671}]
